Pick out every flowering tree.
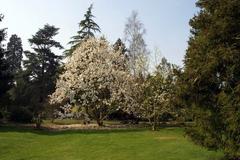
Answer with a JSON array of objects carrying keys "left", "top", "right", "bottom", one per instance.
[
  {"left": 140, "top": 73, "right": 171, "bottom": 130},
  {"left": 139, "top": 58, "right": 177, "bottom": 130},
  {"left": 50, "top": 38, "right": 134, "bottom": 126}
]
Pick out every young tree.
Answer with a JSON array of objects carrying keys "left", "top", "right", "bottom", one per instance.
[
  {"left": 124, "top": 11, "right": 149, "bottom": 78},
  {"left": 0, "top": 14, "right": 13, "bottom": 120},
  {"left": 50, "top": 38, "right": 134, "bottom": 126},
  {"left": 24, "top": 24, "right": 63, "bottom": 128},
  {"left": 6, "top": 34, "right": 23, "bottom": 74},
  {"left": 140, "top": 58, "right": 176, "bottom": 130},
  {"left": 151, "top": 46, "right": 162, "bottom": 72},
  {"left": 65, "top": 4, "right": 100, "bottom": 56},
  {"left": 183, "top": 1, "right": 240, "bottom": 159}
]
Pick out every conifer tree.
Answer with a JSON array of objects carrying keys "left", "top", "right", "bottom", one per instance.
[
  {"left": 113, "top": 38, "right": 127, "bottom": 55},
  {"left": 113, "top": 38, "right": 128, "bottom": 71},
  {"left": 24, "top": 24, "right": 63, "bottom": 128},
  {"left": 0, "top": 14, "right": 13, "bottom": 118},
  {"left": 183, "top": 1, "right": 240, "bottom": 159},
  {"left": 65, "top": 4, "right": 100, "bottom": 56},
  {"left": 6, "top": 34, "right": 23, "bottom": 74}
]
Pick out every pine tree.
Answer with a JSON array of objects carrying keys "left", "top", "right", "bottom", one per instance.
[
  {"left": 65, "top": 4, "right": 100, "bottom": 56},
  {"left": 183, "top": 0, "right": 240, "bottom": 159},
  {"left": 24, "top": 24, "right": 63, "bottom": 128},
  {"left": 6, "top": 34, "right": 23, "bottom": 74},
  {"left": 113, "top": 38, "right": 127, "bottom": 55},
  {"left": 113, "top": 38, "right": 128, "bottom": 71}
]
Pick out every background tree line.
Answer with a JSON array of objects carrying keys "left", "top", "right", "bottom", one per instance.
[
  {"left": 0, "top": 4, "right": 180, "bottom": 127},
  {"left": 0, "top": 1, "right": 239, "bottom": 159}
]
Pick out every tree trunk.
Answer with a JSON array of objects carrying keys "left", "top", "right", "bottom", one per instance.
[
  {"left": 96, "top": 119, "right": 103, "bottom": 126},
  {"left": 35, "top": 114, "right": 42, "bottom": 129},
  {"left": 152, "top": 124, "right": 156, "bottom": 131},
  {"left": 36, "top": 122, "right": 41, "bottom": 129},
  {"left": 96, "top": 110, "right": 105, "bottom": 126},
  {"left": 51, "top": 118, "right": 54, "bottom": 123},
  {"left": 150, "top": 116, "right": 157, "bottom": 131},
  {"left": 152, "top": 107, "right": 158, "bottom": 131}
]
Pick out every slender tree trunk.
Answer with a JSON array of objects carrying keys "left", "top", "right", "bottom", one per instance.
[
  {"left": 97, "top": 111, "right": 104, "bottom": 126},
  {"left": 35, "top": 113, "right": 42, "bottom": 129},
  {"left": 148, "top": 118, "right": 156, "bottom": 131},
  {"left": 151, "top": 108, "right": 157, "bottom": 131},
  {"left": 51, "top": 117, "right": 54, "bottom": 123},
  {"left": 152, "top": 123, "right": 156, "bottom": 131},
  {"left": 96, "top": 119, "right": 103, "bottom": 126},
  {"left": 36, "top": 122, "right": 41, "bottom": 129}
]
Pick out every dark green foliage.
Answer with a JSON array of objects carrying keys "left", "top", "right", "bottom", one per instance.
[
  {"left": 113, "top": 38, "right": 129, "bottom": 71},
  {"left": 23, "top": 24, "right": 63, "bottom": 126},
  {"left": 9, "top": 106, "right": 33, "bottom": 123},
  {"left": 0, "top": 14, "right": 13, "bottom": 119},
  {"left": 5, "top": 35, "right": 24, "bottom": 121},
  {"left": 8, "top": 70, "right": 34, "bottom": 122},
  {"left": 6, "top": 34, "right": 23, "bottom": 74},
  {"left": 65, "top": 4, "right": 100, "bottom": 56},
  {"left": 113, "top": 38, "right": 127, "bottom": 55},
  {"left": 183, "top": 0, "right": 240, "bottom": 159},
  {"left": 108, "top": 109, "right": 139, "bottom": 123}
]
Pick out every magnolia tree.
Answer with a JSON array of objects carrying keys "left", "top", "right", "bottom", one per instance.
[{"left": 50, "top": 38, "right": 134, "bottom": 126}]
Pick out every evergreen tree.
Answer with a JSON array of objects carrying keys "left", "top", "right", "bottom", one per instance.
[
  {"left": 113, "top": 38, "right": 127, "bottom": 55},
  {"left": 0, "top": 14, "right": 13, "bottom": 119},
  {"left": 24, "top": 24, "right": 63, "bottom": 128},
  {"left": 113, "top": 38, "right": 128, "bottom": 71},
  {"left": 183, "top": 0, "right": 240, "bottom": 159},
  {"left": 65, "top": 4, "right": 100, "bottom": 56},
  {"left": 6, "top": 34, "right": 23, "bottom": 74}
]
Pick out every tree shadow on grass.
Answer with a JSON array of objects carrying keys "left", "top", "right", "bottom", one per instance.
[{"left": 0, "top": 125, "right": 149, "bottom": 136}]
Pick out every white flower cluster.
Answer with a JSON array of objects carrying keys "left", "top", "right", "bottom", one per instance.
[{"left": 49, "top": 38, "right": 134, "bottom": 121}]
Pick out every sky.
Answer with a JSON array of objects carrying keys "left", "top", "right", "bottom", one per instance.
[{"left": 1, "top": 0, "right": 198, "bottom": 66}]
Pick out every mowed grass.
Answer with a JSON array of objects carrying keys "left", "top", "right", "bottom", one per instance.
[{"left": 0, "top": 127, "right": 223, "bottom": 160}]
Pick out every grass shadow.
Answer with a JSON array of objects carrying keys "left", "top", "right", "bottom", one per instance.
[{"left": 0, "top": 125, "right": 149, "bottom": 136}]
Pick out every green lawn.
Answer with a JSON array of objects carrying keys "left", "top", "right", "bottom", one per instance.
[{"left": 0, "top": 127, "right": 223, "bottom": 160}]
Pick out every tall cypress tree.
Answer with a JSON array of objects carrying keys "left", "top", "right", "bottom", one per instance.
[
  {"left": 65, "top": 4, "right": 100, "bottom": 56},
  {"left": 24, "top": 24, "right": 63, "bottom": 127},
  {"left": 6, "top": 34, "right": 23, "bottom": 74},
  {"left": 183, "top": 0, "right": 240, "bottom": 159}
]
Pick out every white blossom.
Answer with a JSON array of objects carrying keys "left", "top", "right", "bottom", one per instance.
[{"left": 49, "top": 38, "right": 134, "bottom": 125}]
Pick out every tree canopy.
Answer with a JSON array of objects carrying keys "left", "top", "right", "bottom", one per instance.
[
  {"left": 23, "top": 24, "right": 63, "bottom": 127},
  {"left": 65, "top": 4, "right": 101, "bottom": 56},
  {"left": 0, "top": 14, "right": 13, "bottom": 109},
  {"left": 6, "top": 34, "right": 23, "bottom": 74},
  {"left": 183, "top": 0, "right": 240, "bottom": 159},
  {"left": 50, "top": 38, "right": 134, "bottom": 126}
]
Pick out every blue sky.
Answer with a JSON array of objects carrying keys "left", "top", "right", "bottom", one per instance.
[{"left": 1, "top": 0, "right": 198, "bottom": 66}]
